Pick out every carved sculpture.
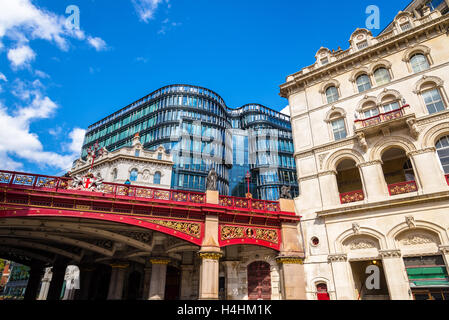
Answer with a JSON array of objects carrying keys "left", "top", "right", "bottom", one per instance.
[
  {"left": 206, "top": 168, "right": 218, "bottom": 191},
  {"left": 280, "top": 185, "right": 292, "bottom": 199}
]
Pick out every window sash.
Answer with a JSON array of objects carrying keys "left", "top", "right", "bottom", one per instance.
[
  {"left": 423, "top": 89, "right": 445, "bottom": 114},
  {"left": 331, "top": 119, "right": 347, "bottom": 140},
  {"left": 374, "top": 68, "right": 391, "bottom": 85},
  {"left": 326, "top": 87, "right": 339, "bottom": 104},
  {"left": 383, "top": 102, "right": 400, "bottom": 113},
  {"left": 357, "top": 75, "right": 371, "bottom": 93},
  {"left": 411, "top": 54, "right": 430, "bottom": 73}
]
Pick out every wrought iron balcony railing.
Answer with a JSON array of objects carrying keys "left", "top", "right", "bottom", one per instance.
[
  {"left": 354, "top": 105, "right": 409, "bottom": 129},
  {"left": 388, "top": 181, "right": 418, "bottom": 196},
  {"left": 339, "top": 190, "right": 365, "bottom": 204}
]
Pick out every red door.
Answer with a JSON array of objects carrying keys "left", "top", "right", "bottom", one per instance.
[
  {"left": 317, "top": 283, "right": 330, "bottom": 300},
  {"left": 247, "top": 261, "right": 271, "bottom": 300}
]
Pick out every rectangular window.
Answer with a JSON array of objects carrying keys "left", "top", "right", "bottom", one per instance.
[{"left": 357, "top": 41, "right": 368, "bottom": 50}]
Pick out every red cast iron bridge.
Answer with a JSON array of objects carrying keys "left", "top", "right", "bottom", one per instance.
[{"left": 0, "top": 170, "right": 299, "bottom": 253}]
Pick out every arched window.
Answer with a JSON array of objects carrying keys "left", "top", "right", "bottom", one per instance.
[
  {"left": 374, "top": 68, "right": 391, "bottom": 86},
  {"left": 383, "top": 101, "right": 400, "bottom": 113},
  {"left": 316, "top": 283, "right": 330, "bottom": 300},
  {"left": 130, "top": 169, "right": 138, "bottom": 182},
  {"left": 363, "top": 107, "right": 379, "bottom": 119},
  {"left": 422, "top": 89, "right": 445, "bottom": 114},
  {"left": 154, "top": 172, "right": 161, "bottom": 185},
  {"left": 331, "top": 118, "right": 347, "bottom": 141},
  {"left": 436, "top": 135, "right": 449, "bottom": 174},
  {"left": 410, "top": 53, "right": 430, "bottom": 73},
  {"left": 326, "top": 86, "right": 339, "bottom": 104},
  {"left": 356, "top": 74, "right": 372, "bottom": 93}
]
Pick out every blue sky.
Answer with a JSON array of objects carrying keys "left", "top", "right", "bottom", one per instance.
[{"left": 0, "top": 0, "right": 411, "bottom": 176}]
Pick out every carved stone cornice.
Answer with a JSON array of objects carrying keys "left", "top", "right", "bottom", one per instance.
[
  {"left": 327, "top": 254, "right": 347, "bottom": 263},
  {"left": 379, "top": 249, "right": 402, "bottom": 259},
  {"left": 299, "top": 174, "right": 319, "bottom": 182},
  {"left": 317, "top": 170, "right": 337, "bottom": 177},
  {"left": 439, "top": 245, "right": 449, "bottom": 254},
  {"left": 280, "top": 14, "right": 449, "bottom": 94},
  {"left": 407, "top": 147, "right": 437, "bottom": 157},
  {"left": 198, "top": 252, "right": 223, "bottom": 260},
  {"left": 275, "top": 256, "right": 304, "bottom": 265},
  {"left": 357, "top": 160, "right": 383, "bottom": 168}
]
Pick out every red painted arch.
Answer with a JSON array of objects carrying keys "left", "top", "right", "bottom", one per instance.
[{"left": 0, "top": 207, "right": 204, "bottom": 246}]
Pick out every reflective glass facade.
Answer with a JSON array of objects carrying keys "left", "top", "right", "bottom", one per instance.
[{"left": 82, "top": 85, "right": 298, "bottom": 200}]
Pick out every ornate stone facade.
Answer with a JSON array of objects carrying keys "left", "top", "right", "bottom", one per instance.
[
  {"left": 71, "top": 134, "right": 173, "bottom": 189},
  {"left": 281, "top": 0, "right": 449, "bottom": 300}
]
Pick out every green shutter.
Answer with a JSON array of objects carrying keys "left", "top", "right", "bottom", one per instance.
[{"left": 407, "top": 267, "right": 449, "bottom": 287}]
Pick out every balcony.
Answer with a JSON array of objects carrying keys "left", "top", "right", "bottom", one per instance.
[
  {"left": 388, "top": 181, "right": 418, "bottom": 196},
  {"left": 354, "top": 105, "right": 416, "bottom": 137},
  {"left": 340, "top": 190, "right": 365, "bottom": 204}
]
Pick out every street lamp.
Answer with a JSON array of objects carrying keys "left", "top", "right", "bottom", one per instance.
[{"left": 245, "top": 171, "right": 252, "bottom": 199}]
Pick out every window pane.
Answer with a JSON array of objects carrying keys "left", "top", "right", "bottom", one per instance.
[
  {"left": 356, "top": 75, "right": 371, "bottom": 93},
  {"left": 411, "top": 54, "right": 430, "bottom": 73},
  {"left": 383, "top": 102, "right": 400, "bottom": 113},
  {"left": 331, "top": 119, "right": 347, "bottom": 140},
  {"left": 326, "top": 86, "right": 339, "bottom": 104},
  {"left": 374, "top": 68, "right": 391, "bottom": 85},
  {"left": 423, "top": 89, "right": 445, "bottom": 114},
  {"left": 364, "top": 108, "right": 379, "bottom": 118}
]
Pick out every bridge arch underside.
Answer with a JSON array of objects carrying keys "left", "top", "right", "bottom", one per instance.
[{"left": 0, "top": 211, "right": 283, "bottom": 300}]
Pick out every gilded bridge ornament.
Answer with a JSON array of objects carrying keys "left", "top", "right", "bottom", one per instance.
[
  {"left": 275, "top": 257, "right": 304, "bottom": 264},
  {"left": 143, "top": 219, "right": 201, "bottom": 239},
  {"left": 198, "top": 252, "right": 223, "bottom": 260},
  {"left": 220, "top": 225, "right": 279, "bottom": 244}
]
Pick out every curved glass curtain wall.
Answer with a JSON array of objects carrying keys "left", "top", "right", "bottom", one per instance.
[{"left": 81, "top": 85, "right": 297, "bottom": 199}]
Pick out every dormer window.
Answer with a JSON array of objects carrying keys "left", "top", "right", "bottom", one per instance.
[
  {"left": 357, "top": 41, "right": 368, "bottom": 50},
  {"left": 400, "top": 22, "right": 412, "bottom": 31},
  {"left": 135, "top": 149, "right": 140, "bottom": 157}
]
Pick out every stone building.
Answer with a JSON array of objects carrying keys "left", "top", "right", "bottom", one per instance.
[
  {"left": 71, "top": 133, "right": 173, "bottom": 189},
  {"left": 280, "top": 0, "right": 449, "bottom": 300}
]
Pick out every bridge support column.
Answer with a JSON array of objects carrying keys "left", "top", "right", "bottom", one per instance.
[
  {"left": 142, "top": 266, "right": 152, "bottom": 300},
  {"left": 276, "top": 201, "right": 306, "bottom": 300},
  {"left": 180, "top": 265, "right": 194, "bottom": 300},
  {"left": 77, "top": 265, "right": 95, "bottom": 300},
  {"left": 198, "top": 211, "right": 222, "bottom": 300},
  {"left": 24, "top": 262, "right": 45, "bottom": 301},
  {"left": 107, "top": 263, "right": 129, "bottom": 300},
  {"left": 148, "top": 258, "right": 170, "bottom": 300},
  {"left": 47, "top": 263, "right": 67, "bottom": 301}
]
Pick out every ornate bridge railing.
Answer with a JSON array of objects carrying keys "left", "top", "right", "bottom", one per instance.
[
  {"left": 219, "top": 196, "right": 281, "bottom": 212},
  {"left": 0, "top": 171, "right": 286, "bottom": 212},
  {"left": 0, "top": 170, "right": 208, "bottom": 205}
]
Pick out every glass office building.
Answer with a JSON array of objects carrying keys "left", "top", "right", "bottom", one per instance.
[{"left": 81, "top": 85, "right": 298, "bottom": 200}]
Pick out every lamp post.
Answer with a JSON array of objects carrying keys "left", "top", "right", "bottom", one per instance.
[
  {"left": 245, "top": 171, "right": 252, "bottom": 199},
  {"left": 87, "top": 141, "right": 104, "bottom": 170}
]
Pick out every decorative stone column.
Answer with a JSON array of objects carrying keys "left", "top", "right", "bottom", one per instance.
[
  {"left": 358, "top": 161, "right": 389, "bottom": 202},
  {"left": 276, "top": 256, "right": 306, "bottom": 300},
  {"left": 180, "top": 265, "right": 194, "bottom": 300},
  {"left": 148, "top": 258, "right": 170, "bottom": 300},
  {"left": 408, "top": 148, "right": 448, "bottom": 193},
  {"left": 276, "top": 219, "right": 306, "bottom": 300},
  {"left": 47, "top": 264, "right": 67, "bottom": 301},
  {"left": 379, "top": 250, "right": 412, "bottom": 300},
  {"left": 222, "top": 261, "right": 240, "bottom": 300},
  {"left": 328, "top": 254, "right": 355, "bottom": 300},
  {"left": 318, "top": 171, "right": 341, "bottom": 208},
  {"left": 37, "top": 267, "right": 52, "bottom": 300},
  {"left": 24, "top": 262, "right": 45, "bottom": 301},
  {"left": 107, "top": 263, "right": 129, "bottom": 300},
  {"left": 198, "top": 252, "right": 222, "bottom": 300}
]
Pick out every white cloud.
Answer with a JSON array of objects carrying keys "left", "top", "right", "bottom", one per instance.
[
  {"left": 0, "top": 0, "right": 107, "bottom": 69},
  {"left": 0, "top": 82, "right": 86, "bottom": 172},
  {"left": 7, "top": 45, "right": 36, "bottom": 69},
  {"left": 131, "top": 0, "right": 165, "bottom": 23},
  {"left": 0, "top": 72, "right": 7, "bottom": 82},
  {"left": 34, "top": 69, "right": 49, "bottom": 79},
  {"left": 87, "top": 36, "right": 107, "bottom": 51}
]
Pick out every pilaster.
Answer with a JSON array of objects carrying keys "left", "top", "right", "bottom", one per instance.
[
  {"left": 407, "top": 148, "right": 448, "bottom": 193},
  {"left": 379, "top": 250, "right": 412, "bottom": 300},
  {"left": 148, "top": 258, "right": 170, "bottom": 300}
]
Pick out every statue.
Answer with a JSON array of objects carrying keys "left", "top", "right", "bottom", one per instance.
[
  {"left": 280, "top": 185, "right": 292, "bottom": 200},
  {"left": 70, "top": 175, "right": 83, "bottom": 189},
  {"left": 206, "top": 168, "right": 218, "bottom": 191},
  {"left": 90, "top": 172, "right": 104, "bottom": 191}
]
